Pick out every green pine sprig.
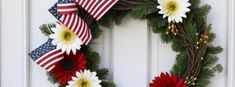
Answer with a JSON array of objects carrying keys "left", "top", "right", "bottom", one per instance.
[{"left": 39, "top": 23, "right": 55, "bottom": 36}]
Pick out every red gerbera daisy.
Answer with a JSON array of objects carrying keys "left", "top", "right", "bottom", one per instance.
[
  {"left": 50, "top": 51, "right": 87, "bottom": 85},
  {"left": 150, "top": 72, "right": 188, "bottom": 87}
]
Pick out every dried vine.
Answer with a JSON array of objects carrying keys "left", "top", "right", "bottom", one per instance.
[{"left": 97, "top": 0, "right": 223, "bottom": 87}]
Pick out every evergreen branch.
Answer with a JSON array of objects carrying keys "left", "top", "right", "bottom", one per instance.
[
  {"left": 47, "top": 73, "right": 58, "bottom": 84},
  {"left": 97, "top": 68, "right": 109, "bottom": 80},
  {"left": 101, "top": 81, "right": 116, "bottom": 87},
  {"left": 130, "top": 3, "right": 157, "bottom": 19},
  {"left": 39, "top": 23, "right": 55, "bottom": 36}
]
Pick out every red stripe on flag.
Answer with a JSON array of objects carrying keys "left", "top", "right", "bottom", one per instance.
[
  {"left": 83, "top": 27, "right": 90, "bottom": 45},
  {"left": 84, "top": 29, "right": 92, "bottom": 45},
  {"left": 80, "top": 23, "right": 88, "bottom": 41},
  {"left": 43, "top": 56, "right": 63, "bottom": 71},
  {"left": 57, "top": 5, "right": 77, "bottom": 9},
  {"left": 59, "top": 10, "right": 78, "bottom": 14},
  {"left": 77, "top": 20, "right": 85, "bottom": 37}
]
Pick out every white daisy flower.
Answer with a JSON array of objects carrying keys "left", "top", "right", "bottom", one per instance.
[
  {"left": 157, "top": 0, "right": 191, "bottom": 23},
  {"left": 66, "top": 70, "right": 102, "bottom": 87},
  {"left": 50, "top": 23, "right": 83, "bottom": 55}
]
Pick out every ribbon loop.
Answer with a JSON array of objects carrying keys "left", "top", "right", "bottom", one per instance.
[{"left": 57, "top": 2, "right": 78, "bottom": 14}]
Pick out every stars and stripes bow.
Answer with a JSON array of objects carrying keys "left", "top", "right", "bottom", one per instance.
[
  {"left": 49, "top": 0, "right": 118, "bottom": 45},
  {"left": 29, "top": 0, "right": 118, "bottom": 72}
]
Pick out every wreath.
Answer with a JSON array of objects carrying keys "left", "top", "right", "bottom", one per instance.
[{"left": 29, "top": 0, "right": 223, "bottom": 87}]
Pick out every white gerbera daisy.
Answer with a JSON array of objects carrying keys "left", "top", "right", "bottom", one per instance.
[
  {"left": 157, "top": 0, "right": 191, "bottom": 23},
  {"left": 50, "top": 23, "right": 83, "bottom": 55},
  {"left": 66, "top": 70, "right": 102, "bottom": 87}
]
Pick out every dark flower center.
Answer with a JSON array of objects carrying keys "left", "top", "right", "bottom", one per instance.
[
  {"left": 64, "top": 32, "right": 72, "bottom": 41},
  {"left": 81, "top": 81, "right": 88, "bottom": 87},
  {"left": 165, "top": 84, "right": 172, "bottom": 87},
  {"left": 62, "top": 58, "right": 76, "bottom": 71}
]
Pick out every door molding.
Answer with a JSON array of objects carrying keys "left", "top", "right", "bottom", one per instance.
[
  {"left": 227, "top": 0, "right": 235, "bottom": 87},
  {"left": 22, "top": 0, "right": 29, "bottom": 87},
  {"left": 0, "top": 0, "right": 1, "bottom": 85}
]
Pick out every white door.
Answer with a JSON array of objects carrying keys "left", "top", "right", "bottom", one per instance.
[{"left": 1, "top": 0, "right": 235, "bottom": 87}]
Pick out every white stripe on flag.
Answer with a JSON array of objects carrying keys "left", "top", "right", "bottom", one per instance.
[
  {"left": 57, "top": 8, "right": 78, "bottom": 13},
  {"left": 47, "top": 65, "right": 55, "bottom": 72},
  {"left": 57, "top": 3, "right": 76, "bottom": 7},
  {"left": 43, "top": 57, "right": 64, "bottom": 70}
]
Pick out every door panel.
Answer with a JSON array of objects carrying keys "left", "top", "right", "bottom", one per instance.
[{"left": 113, "top": 17, "right": 148, "bottom": 87}]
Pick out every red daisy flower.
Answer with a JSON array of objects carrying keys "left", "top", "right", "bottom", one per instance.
[
  {"left": 50, "top": 51, "right": 87, "bottom": 85},
  {"left": 150, "top": 72, "right": 188, "bottom": 87}
]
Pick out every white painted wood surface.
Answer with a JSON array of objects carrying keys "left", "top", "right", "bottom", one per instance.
[
  {"left": 113, "top": 17, "right": 149, "bottom": 87},
  {"left": 0, "top": 0, "right": 234, "bottom": 87}
]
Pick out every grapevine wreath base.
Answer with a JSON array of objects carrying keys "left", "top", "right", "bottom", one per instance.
[{"left": 29, "top": 0, "right": 223, "bottom": 87}]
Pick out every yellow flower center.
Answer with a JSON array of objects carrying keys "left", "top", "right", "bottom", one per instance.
[
  {"left": 77, "top": 78, "right": 91, "bottom": 87},
  {"left": 165, "top": 0, "right": 180, "bottom": 15},
  {"left": 59, "top": 27, "right": 76, "bottom": 44}
]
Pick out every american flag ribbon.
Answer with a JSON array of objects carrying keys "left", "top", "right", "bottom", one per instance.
[
  {"left": 29, "top": 39, "right": 64, "bottom": 72},
  {"left": 30, "top": 0, "right": 118, "bottom": 72},
  {"left": 49, "top": 0, "right": 92, "bottom": 45},
  {"left": 74, "top": 0, "right": 118, "bottom": 21}
]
